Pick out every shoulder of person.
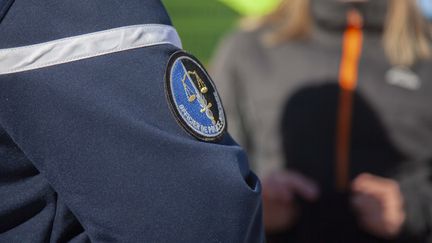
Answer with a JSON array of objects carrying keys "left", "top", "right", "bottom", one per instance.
[{"left": 218, "top": 26, "right": 268, "bottom": 54}]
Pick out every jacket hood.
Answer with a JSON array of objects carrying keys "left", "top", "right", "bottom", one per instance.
[{"left": 311, "top": 0, "right": 388, "bottom": 31}]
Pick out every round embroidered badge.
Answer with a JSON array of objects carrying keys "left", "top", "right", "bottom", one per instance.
[{"left": 165, "top": 51, "right": 226, "bottom": 142}]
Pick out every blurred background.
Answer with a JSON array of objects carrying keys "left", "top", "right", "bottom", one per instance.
[
  {"left": 162, "top": 1, "right": 432, "bottom": 243},
  {"left": 162, "top": 0, "right": 280, "bottom": 64},
  {"left": 162, "top": 1, "right": 239, "bottom": 64}
]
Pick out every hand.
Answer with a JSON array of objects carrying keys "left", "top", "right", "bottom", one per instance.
[
  {"left": 262, "top": 170, "right": 319, "bottom": 233},
  {"left": 351, "top": 173, "right": 406, "bottom": 239}
]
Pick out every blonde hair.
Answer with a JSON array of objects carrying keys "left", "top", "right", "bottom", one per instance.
[{"left": 253, "top": 0, "right": 431, "bottom": 67}]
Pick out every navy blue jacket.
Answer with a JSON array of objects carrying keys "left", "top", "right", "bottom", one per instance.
[{"left": 0, "top": 1, "right": 264, "bottom": 242}]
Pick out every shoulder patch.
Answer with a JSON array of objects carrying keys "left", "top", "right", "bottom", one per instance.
[{"left": 165, "top": 51, "right": 226, "bottom": 142}]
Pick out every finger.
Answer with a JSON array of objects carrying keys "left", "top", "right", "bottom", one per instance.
[
  {"left": 278, "top": 182, "right": 295, "bottom": 203},
  {"left": 351, "top": 193, "right": 380, "bottom": 214},
  {"left": 351, "top": 173, "right": 393, "bottom": 196},
  {"left": 281, "top": 171, "right": 320, "bottom": 201},
  {"left": 263, "top": 198, "right": 299, "bottom": 232},
  {"left": 262, "top": 175, "right": 295, "bottom": 202}
]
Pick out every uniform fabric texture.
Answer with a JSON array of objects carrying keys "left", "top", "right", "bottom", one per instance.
[{"left": 0, "top": 0, "right": 265, "bottom": 242}]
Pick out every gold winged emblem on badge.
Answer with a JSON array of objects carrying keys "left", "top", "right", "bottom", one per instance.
[{"left": 181, "top": 71, "right": 216, "bottom": 125}]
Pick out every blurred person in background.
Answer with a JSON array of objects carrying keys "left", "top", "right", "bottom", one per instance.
[{"left": 212, "top": 0, "right": 432, "bottom": 242}]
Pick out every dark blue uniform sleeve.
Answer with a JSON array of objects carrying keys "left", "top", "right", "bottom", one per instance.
[
  {"left": 0, "top": 43, "right": 264, "bottom": 242},
  {"left": 0, "top": 1, "right": 264, "bottom": 241}
]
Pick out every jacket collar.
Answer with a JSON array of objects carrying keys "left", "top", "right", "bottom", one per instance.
[{"left": 311, "top": 0, "right": 388, "bottom": 32}]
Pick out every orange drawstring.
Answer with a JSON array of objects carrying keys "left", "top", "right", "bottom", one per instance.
[{"left": 335, "top": 9, "right": 364, "bottom": 192}]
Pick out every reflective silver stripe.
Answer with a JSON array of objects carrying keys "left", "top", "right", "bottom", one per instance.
[{"left": 0, "top": 24, "right": 182, "bottom": 75}]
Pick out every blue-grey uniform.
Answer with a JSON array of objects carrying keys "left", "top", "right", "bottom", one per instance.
[{"left": 0, "top": 1, "right": 264, "bottom": 242}]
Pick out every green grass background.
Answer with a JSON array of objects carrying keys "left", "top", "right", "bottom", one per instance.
[{"left": 162, "top": 1, "right": 240, "bottom": 64}]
